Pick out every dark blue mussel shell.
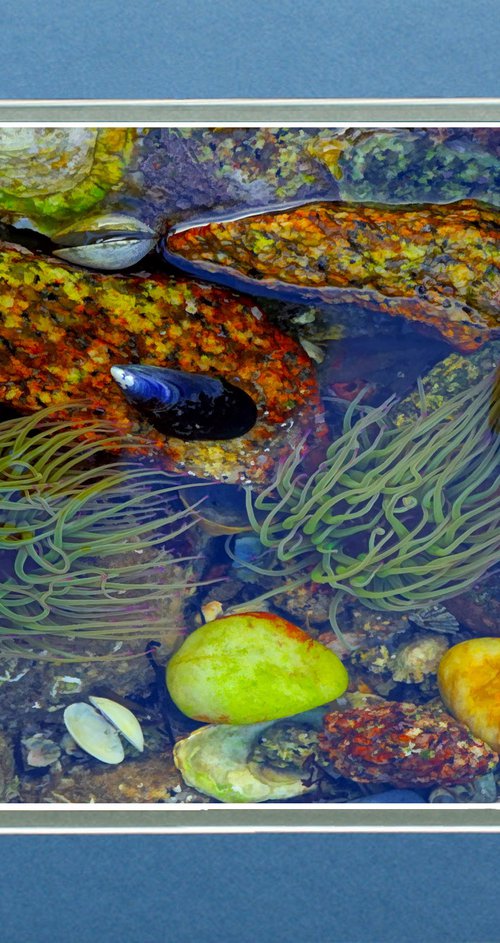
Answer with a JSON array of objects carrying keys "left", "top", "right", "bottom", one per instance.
[{"left": 110, "top": 364, "right": 258, "bottom": 441}]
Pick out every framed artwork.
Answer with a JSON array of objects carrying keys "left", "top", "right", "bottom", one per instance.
[{"left": 0, "top": 100, "right": 498, "bottom": 832}]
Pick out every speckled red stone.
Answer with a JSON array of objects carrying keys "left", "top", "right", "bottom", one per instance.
[{"left": 318, "top": 700, "right": 498, "bottom": 787}]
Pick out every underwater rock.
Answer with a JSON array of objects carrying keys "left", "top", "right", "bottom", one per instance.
[
  {"left": 166, "top": 612, "right": 349, "bottom": 724},
  {"left": 21, "top": 750, "right": 185, "bottom": 804},
  {"left": 330, "top": 128, "right": 500, "bottom": 206},
  {"left": 110, "top": 364, "right": 257, "bottom": 440},
  {"left": 445, "top": 571, "right": 500, "bottom": 638},
  {"left": 392, "top": 338, "right": 500, "bottom": 427},
  {"left": 352, "top": 790, "right": 426, "bottom": 803},
  {"left": 0, "top": 128, "right": 136, "bottom": 232},
  {"left": 135, "top": 129, "right": 499, "bottom": 228},
  {"left": 438, "top": 638, "right": 500, "bottom": 752},
  {"left": 0, "top": 240, "right": 322, "bottom": 483},
  {"left": 23, "top": 734, "right": 61, "bottom": 768},
  {"left": 318, "top": 609, "right": 410, "bottom": 658},
  {"left": 318, "top": 701, "right": 498, "bottom": 787},
  {"left": 390, "top": 634, "right": 450, "bottom": 685},
  {"left": 0, "top": 731, "right": 18, "bottom": 800},
  {"left": 164, "top": 200, "right": 500, "bottom": 352},
  {"left": 428, "top": 772, "right": 497, "bottom": 804},
  {"left": 136, "top": 128, "right": 340, "bottom": 225},
  {"left": 52, "top": 213, "right": 157, "bottom": 270},
  {"left": 173, "top": 718, "right": 318, "bottom": 803},
  {"left": 249, "top": 720, "right": 321, "bottom": 770},
  {"left": 347, "top": 632, "right": 449, "bottom": 700}
]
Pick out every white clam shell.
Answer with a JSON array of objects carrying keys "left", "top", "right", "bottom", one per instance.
[
  {"left": 89, "top": 696, "right": 144, "bottom": 752},
  {"left": 63, "top": 702, "right": 124, "bottom": 765},
  {"left": 52, "top": 213, "right": 157, "bottom": 270}
]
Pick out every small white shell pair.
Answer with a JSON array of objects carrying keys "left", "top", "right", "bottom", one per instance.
[{"left": 63, "top": 696, "right": 144, "bottom": 765}]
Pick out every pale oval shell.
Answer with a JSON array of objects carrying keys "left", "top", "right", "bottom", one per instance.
[
  {"left": 53, "top": 213, "right": 157, "bottom": 270},
  {"left": 63, "top": 702, "right": 124, "bottom": 765},
  {"left": 89, "top": 695, "right": 144, "bottom": 752}
]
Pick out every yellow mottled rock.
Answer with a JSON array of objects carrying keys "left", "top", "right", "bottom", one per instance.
[
  {"left": 438, "top": 638, "right": 500, "bottom": 752},
  {"left": 166, "top": 612, "right": 349, "bottom": 725}
]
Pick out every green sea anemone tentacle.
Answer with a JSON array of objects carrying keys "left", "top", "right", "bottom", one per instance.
[
  {"left": 240, "top": 375, "right": 500, "bottom": 643},
  {"left": 0, "top": 407, "right": 211, "bottom": 659}
]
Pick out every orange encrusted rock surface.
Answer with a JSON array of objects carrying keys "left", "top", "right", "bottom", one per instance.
[
  {"left": 0, "top": 241, "right": 324, "bottom": 483},
  {"left": 166, "top": 200, "right": 500, "bottom": 351}
]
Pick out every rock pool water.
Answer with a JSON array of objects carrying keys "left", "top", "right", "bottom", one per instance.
[{"left": 0, "top": 126, "right": 498, "bottom": 806}]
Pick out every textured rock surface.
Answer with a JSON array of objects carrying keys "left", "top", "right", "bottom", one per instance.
[
  {"left": 165, "top": 200, "right": 499, "bottom": 351},
  {"left": 318, "top": 700, "right": 498, "bottom": 786},
  {"left": 0, "top": 240, "right": 323, "bottom": 483}
]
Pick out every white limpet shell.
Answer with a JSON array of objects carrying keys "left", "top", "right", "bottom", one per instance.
[
  {"left": 63, "top": 703, "right": 125, "bottom": 765},
  {"left": 52, "top": 213, "right": 157, "bottom": 270},
  {"left": 89, "top": 696, "right": 144, "bottom": 753}
]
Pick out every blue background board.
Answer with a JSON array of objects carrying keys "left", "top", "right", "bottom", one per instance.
[
  {"left": 1, "top": 2, "right": 500, "bottom": 942},
  {"left": 1, "top": 835, "right": 500, "bottom": 943},
  {"left": 0, "top": 0, "right": 498, "bottom": 99}
]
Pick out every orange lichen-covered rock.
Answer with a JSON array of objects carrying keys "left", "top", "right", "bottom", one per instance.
[
  {"left": 438, "top": 638, "right": 500, "bottom": 752},
  {"left": 0, "top": 240, "right": 324, "bottom": 483},
  {"left": 318, "top": 701, "right": 498, "bottom": 786},
  {"left": 165, "top": 200, "right": 500, "bottom": 351}
]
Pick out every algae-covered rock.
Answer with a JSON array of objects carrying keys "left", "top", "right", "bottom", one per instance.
[
  {"left": 318, "top": 700, "right": 498, "bottom": 787},
  {"left": 334, "top": 128, "right": 500, "bottom": 206},
  {"left": 0, "top": 128, "right": 136, "bottom": 231},
  {"left": 166, "top": 612, "right": 349, "bottom": 724},
  {"left": 438, "top": 637, "right": 500, "bottom": 752},
  {"left": 164, "top": 200, "right": 500, "bottom": 351},
  {"left": 0, "top": 240, "right": 323, "bottom": 483}
]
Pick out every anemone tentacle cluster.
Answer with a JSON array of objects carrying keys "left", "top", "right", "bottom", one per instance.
[
  {"left": 0, "top": 406, "right": 201, "bottom": 658},
  {"left": 237, "top": 376, "right": 500, "bottom": 638}
]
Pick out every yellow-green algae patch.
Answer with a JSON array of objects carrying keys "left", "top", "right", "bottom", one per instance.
[
  {"left": 0, "top": 128, "right": 137, "bottom": 231},
  {"left": 0, "top": 240, "right": 323, "bottom": 483}
]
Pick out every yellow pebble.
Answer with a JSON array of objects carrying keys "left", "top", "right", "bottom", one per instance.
[{"left": 438, "top": 637, "right": 500, "bottom": 752}]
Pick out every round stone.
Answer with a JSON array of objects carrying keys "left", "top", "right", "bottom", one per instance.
[
  {"left": 166, "top": 611, "right": 349, "bottom": 724},
  {"left": 438, "top": 637, "right": 500, "bottom": 752}
]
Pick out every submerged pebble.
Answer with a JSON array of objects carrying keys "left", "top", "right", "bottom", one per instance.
[
  {"left": 438, "top": 637, "right": 500, "bottom": 752},
  {"left": 166, "top": 612, "right": 349, "bottom": 725},
  {"left": 352, "top": 790, "right": 426, "bottom": 804}
]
